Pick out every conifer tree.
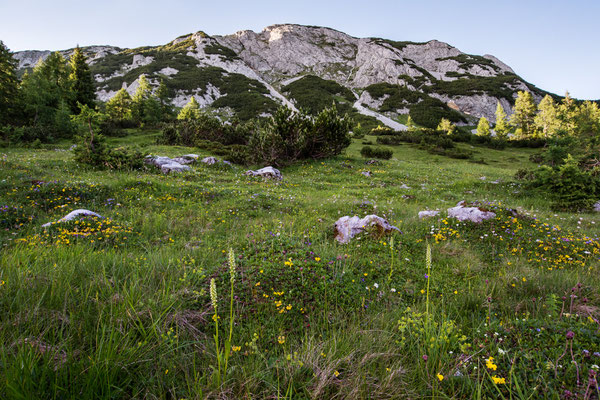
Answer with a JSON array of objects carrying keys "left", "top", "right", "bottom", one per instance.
[
  {"left": 177, "top": 96, "right": 200, "bottom": 121},
  {"left": 406, "top": 115, "right": 416, "bottom": 131},
  {"left": 105, "top": 88, "right": 133, "bottom": 122},
  {"left": 155, "top": 79, "right": 171, "bottom": 117},
  {"left": 494, "top": 101, "right": 510, "bottom": 139},
  {"left": 476, "top": 117, "right": 491, "bottom": 136},
  {"left": 510, "top": 91, "right": 537, "bottom": 138},
  {"left": 132, "top": 74, "right": 151, "bottom": 123},
  {"left": 68, "top": 46, "right": 95, "bottom": 112},
  {"left": 534, "top": 95, "right": 560, "bottom": 138},
  {"left": 0, "top": 40, "right": 19, "bottom": 126},
  {"left": 557, "top": 92, "right": 578, "bottom": 135},
  {"left": 436, "top": 118, "right": 455, "bottom": 135}
]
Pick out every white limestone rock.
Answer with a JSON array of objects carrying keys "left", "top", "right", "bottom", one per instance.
[
  {"left": 244, "top": 166, "right": 282, "bottom": 179},
  {"left": 42, "top": 209, "right": 103, "bottom": 228},
  {"left": 447, "top": 201, "right": 496, "bottom": 223},
  {"left": 334, "top": 215, "right": 400, "bottom": 244},
  {"left": 418, "top": 210, "right": 440, "bottom": 219}
]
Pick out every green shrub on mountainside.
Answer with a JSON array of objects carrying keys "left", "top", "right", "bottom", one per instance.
[{"left": 282, "top": 75, "right": 355, "bottom": 114}]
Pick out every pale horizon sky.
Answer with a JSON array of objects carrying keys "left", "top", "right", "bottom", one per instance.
[{"left": 1, "top": 0, "right": 598, "bottom": 99}]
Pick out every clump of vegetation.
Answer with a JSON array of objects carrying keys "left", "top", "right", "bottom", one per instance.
[
  {"left": 72, "top": 105, "right": 144, "bottom": 170},
  {"left": 360, "top": 145, "right": 393, "bottom": 159},
  {"left": 249, "top": 105, "right": 352, "bottom": 166}
]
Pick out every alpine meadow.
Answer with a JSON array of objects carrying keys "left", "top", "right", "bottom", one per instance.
[{"left": 1, "top": 21, "right": 600, "bottom": 399}]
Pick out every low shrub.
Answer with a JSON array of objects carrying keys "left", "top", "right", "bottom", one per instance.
[{"left": 360, "top": 146, "right": 393, "bottom": 159}]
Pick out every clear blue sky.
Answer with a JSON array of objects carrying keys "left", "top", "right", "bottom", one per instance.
[{"left": 1, "top": 0, "right": 598, "bottom": 99}]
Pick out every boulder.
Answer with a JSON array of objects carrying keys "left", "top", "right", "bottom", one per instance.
[
  {"left": 172, "top": 154, "right": 199, "bottom": 165},
  {"left": 201, "top": 156, "right": 219, "bottom": 165},
  {"left": 42, "top": 209, "right": 102, "bottom": 228},
  {"left": 418, "top": 210, "right": 440, "bottom": 219},
  {"left": 160, "top": 162, "right": 191, "bottom": 174},
  {"left": 245, "top": 166, "right": 282, "bottom": 180},
  {"left": 334, "top": 214, "right": 400, "bottom": 244},
  {"left": 447, "top": 201, "right": 496, "bottom": 223},
  {"left": 145, "top": 155, "right": 192, "bottom": 174}
]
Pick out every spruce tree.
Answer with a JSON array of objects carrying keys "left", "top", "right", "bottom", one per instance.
[
  {"left": 510, "top": 91, "right": 537, "bottom": 138},
  {"left": 494, "top": 101, "right": 510, "bottom": 139},
  {"left": 177, "top": 96, "right": 201, "bottom": 121},
  {"left": 0, "top": 41, "right": 19, "bottom": 126},
  {"left": 68, "top": 46, "right": 95, "bottom": 112},
  {"left": 476, "top": 117, "right": 491, "bottom": 136}
]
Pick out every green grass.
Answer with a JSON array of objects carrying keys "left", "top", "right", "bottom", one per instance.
[{"left": 1, "top": 132, "right": 599, "bottom": 399}]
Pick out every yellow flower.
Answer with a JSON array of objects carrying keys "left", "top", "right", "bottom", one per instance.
[
  {"left": 334, "top": 370, "right": 340, "bottom": 377},
  {"left": 522, "top": 277, "right": 526, "bottom": 282},
  {"left": 315, "top": 257, "right": 321, "bottom": 262},
  {"left": 278, "top": 336, "right": 285, "bottom": 344},
  {"left": 232, "top": 346, "right": 241, "bottom": 352},
  {"left": 437, "top": 374, "right": 444, "bottom": 381},
  {"left": 491, "top": 375, "right": 506, "bottom": 384},
  {"left": 486, "top": 357, "right": 497, "bottom": 371}
]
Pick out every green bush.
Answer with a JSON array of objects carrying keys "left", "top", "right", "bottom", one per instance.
[
  {"left": 248, "top": 105, "right": 351, "bottom": 166},
  {"left": 523, "top": 155, "right": 600, "bottom": 211},
  {"left": 360, "top": 146, "right": 393, "bottom": 159}
]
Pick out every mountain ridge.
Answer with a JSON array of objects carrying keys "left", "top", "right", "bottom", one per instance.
[{"left": 13, "top": 24, "right": 557, "bottom": 128}]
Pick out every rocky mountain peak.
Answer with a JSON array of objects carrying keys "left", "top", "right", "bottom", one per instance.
[{"left": 13, "top": 23, "right": 552, "bottom": 124}]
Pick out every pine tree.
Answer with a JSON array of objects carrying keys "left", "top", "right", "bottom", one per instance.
[
  {"left": 510, "top": 91, "right": 537, "bottom": 138},
  {"left": 105, "top": 88, "right": 133, "bottom": 122},
  {"left": 68, "top": 46, "right": 95, "bottom": 112},
  {"left": 436, "top": 118, "right": 455, "bottom": 135},
  {"left": 177, "top": 96, "right": 201, "bottom": 121},
  {"left": 534, "top": 95, "right": 560, "bottom": 138},
  {"left": 476, "top": 117, "right": 491, "bottom": 136},
  {"left": 0, "top": 40, "right": 19, "bottom": 126},
  {"left": 494, "top": 101, "right": 510, "bottom": 139}
]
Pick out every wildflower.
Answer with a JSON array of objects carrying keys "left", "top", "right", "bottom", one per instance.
[
  {"left": 232, "top": 346, "right": 241, "bottom": 352},
  {"left": 228, "top": 248, "right": 236, "bottom": 284},
  {"left": 486, "top": 357, "right": 497, "bottom": 371},
  {"left": 210, "top": 278, "right": 218, "bottom": 312},
  {"left": 491, "top": 375, "right": 506, "bottom": 384},
  {"left": 284, "top": 258, "right": 293, "bottom": 266},
  {"left": 422, "top": 355, "right": 428, "bottom": 362},
  {"left": 315, "top": 257, "right": 321, "bottom": 262},
  {"left": 437, "top": 374, "right": 444, "bottom": 381},
  {"left": 334, "top": 370, "right": 340, "bottom": 377},
  {"left": 278, "top": 336, "right": 285, "bottom": 344}
]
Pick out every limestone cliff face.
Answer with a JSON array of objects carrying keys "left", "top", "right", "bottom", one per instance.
[{"left": 14, "top": 24, "right": 548, "bottom": 123}]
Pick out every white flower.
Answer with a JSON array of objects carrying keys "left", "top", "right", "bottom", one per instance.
[
  {"left": 591, "top": 364, "right": 599, "bottom": 370},
  {"left": 390, "top": 288, "right": 396, "bottom": 292},
  {"left": 373, "top": 283, "right": 379, "bottom": 288},
  {"left": 498, "top": 348, "right": 506, "bottom": 355}
]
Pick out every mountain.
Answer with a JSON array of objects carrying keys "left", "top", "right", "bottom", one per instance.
[{"left": 13, "top": 24, "right": 555, "bottom": 129}]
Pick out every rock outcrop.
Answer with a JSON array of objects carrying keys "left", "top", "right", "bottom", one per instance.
[
  {"left": 334, "top": 215, "right": 400, "bottom": 244},
  {"left": 447, "top": 201, "right": 496, "bottom": 223},
  {"left": 14, "top": 24, "right": 547, "bottom": 123}
]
